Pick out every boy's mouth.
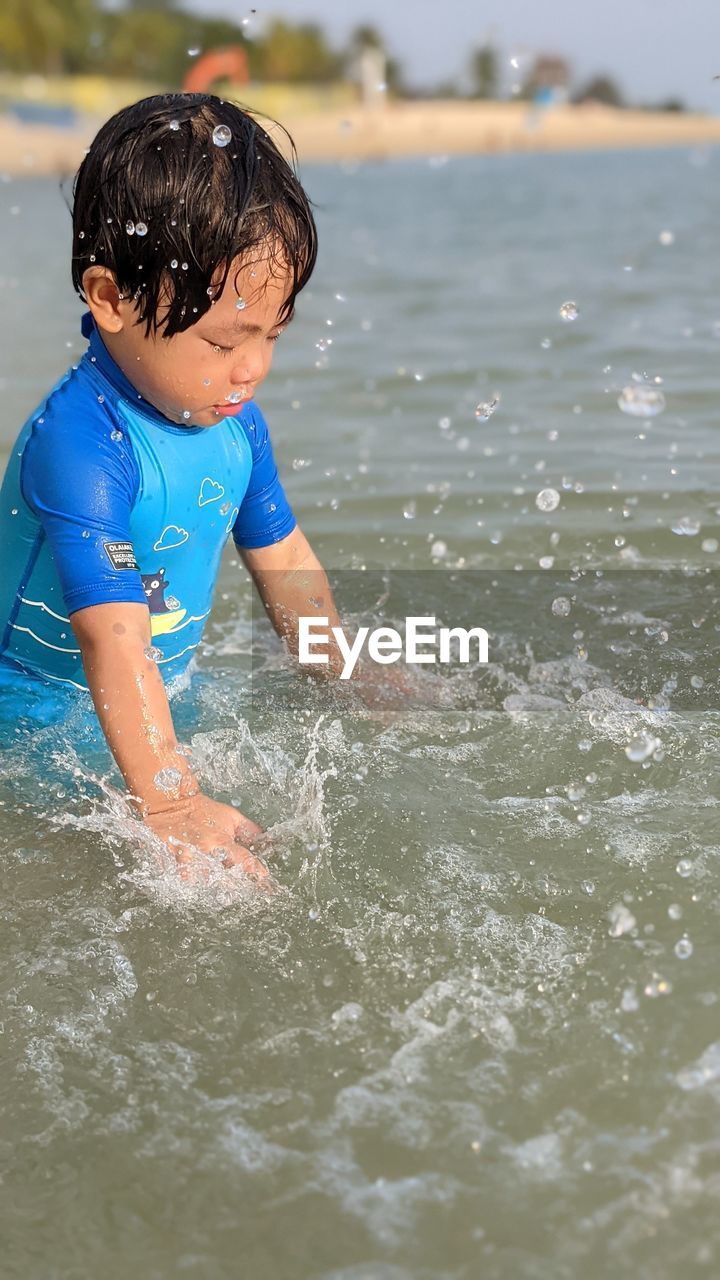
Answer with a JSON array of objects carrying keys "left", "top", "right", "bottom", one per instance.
[{"left": 211, "top": 387, "right": 254, "bottom": 416}]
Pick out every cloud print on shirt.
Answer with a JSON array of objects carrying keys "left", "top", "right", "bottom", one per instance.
[
  {"left": 154, "top": 525, "right": 189, "bottom": 552},
  {"left": 198, "top": 477, "right": 225, "bottom": 507}
]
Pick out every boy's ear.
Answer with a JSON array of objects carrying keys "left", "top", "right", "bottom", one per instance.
[{"left": 82, "top": 267, "right": 125, "bottom": 334}]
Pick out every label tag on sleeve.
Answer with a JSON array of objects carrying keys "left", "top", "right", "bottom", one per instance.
[{"left": 103, "top": 541, "right": 139, "bottom": 571}]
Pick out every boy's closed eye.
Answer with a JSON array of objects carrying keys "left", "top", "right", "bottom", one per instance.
[{"left": 208, "top": 330, "right": 285, "bottom": 356}]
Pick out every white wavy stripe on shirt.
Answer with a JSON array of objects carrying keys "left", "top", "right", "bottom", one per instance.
[
  {"left": 156, "top": 642, "right": 199, "bottom": 665},
  {"left": 11, "top": 624, "right": 81, "bottom": 654},
  {"left": 25, "top": 668, "right": 89, "bottom": 693},
  {"left": 20, "top": 597, "right": 71, "bottom": 624}
]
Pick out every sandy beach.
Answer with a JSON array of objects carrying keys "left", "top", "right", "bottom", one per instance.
[{"left": 2, "top": 99, "right": 720, "bottom": 175}]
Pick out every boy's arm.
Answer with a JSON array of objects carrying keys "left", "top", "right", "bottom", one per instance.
[
  {"left": 70, "top": 601, "right": 267, "bottom": 877},
  {"left": 239, "top": 524, "right": 346, "bottom": 677}
]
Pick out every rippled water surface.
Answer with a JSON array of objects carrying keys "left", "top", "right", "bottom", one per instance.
[{"left": 1, "top": 149, "right": 720, "bottom": 1278}]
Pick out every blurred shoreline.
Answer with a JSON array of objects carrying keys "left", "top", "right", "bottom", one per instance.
[{"left": 2, "top": 100, "right": 720, "bottom": 175}]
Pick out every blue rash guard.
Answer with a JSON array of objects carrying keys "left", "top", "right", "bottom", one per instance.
[{"left": 0, "top": 312, "right": 296, "bottom": 692}]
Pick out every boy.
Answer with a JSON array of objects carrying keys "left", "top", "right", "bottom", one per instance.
[{"left": 0, "top": 93, "right": 346, "bottom": 880}]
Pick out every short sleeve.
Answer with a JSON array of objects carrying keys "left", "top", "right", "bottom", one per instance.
[
  {"left": 232, "top": 402, "right": 297, "bottom": 549},
  {"left": 20, "top": 380, "right": 146, "bottom": 615}
]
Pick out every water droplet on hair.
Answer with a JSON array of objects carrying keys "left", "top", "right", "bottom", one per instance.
[
  {"left": 89, "top": 254, "right": 96, "bottom": 263},
  {"left": 559, "top": 300, "right": 579, "bottom": 322},
  {"left": 212, "top": 124, "right": 232, "bottom": 148},
  {"left": 618, "top": 385, "right": 666, "bottom": 418},
  {"left": 135, "top": 221, "right": 148, "bottom": 237},
  {"left": 170, "top": 259, "right": 178, "bottom": 269},
  {"left": 235, "top": 297, "right": 247, "bottom": 310},
  {"left": 181, "top": 262, "right": 188, "bottom": 270},
  {"left": 169, "top": 119, "right": 181, "bottom": 132},
  {"left": 125, "top": 220, "right": 135, "bottom": 235},
  {"left": 535, "top": 488, "right": 560, "bottom": 512},
  {"left": 78, "top": 230, "right": 85, "bottom": 239},
  {"left": 475, "top": 396, "right": 500, "bottom": 422}
]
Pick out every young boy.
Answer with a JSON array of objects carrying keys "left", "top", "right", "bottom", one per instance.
[{"left": 0, "top": 93, "right": 346, "bottom": 880}]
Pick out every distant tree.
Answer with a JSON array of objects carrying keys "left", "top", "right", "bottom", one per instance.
[
  {"left": 255, "top": 19, "right": 342, "bottom": 84},
  {"left": 574, "top": 74, "right": 624, "bottom": 107},
  {"left": 469, "top": 44, "right": 498, "bottom": 99},
  {"left": 657, "top": 97, "right": 685, "bottom": 112}
]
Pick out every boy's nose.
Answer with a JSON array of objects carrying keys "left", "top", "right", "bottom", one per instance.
[{"left": 230, "top": 351, "right": 265, "bottom": 386}]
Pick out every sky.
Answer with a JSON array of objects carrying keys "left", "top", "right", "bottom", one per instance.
[{"left": 187, "top": 0, "right": 720, "bottom": 112}]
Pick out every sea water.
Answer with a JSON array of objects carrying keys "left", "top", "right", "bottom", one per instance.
[{"left": 1, "top": 148, "right": 719, "bottom": 1278}]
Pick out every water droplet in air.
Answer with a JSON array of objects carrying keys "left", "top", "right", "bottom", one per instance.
[
  {"left": 10, "top": 508, "right": 18, "bottom": 516},
  {"left": 559, "top": 301, "right": 579, "bottom": 322},
  {"left": 153, "top": 767, "right": 182, "bottom": 792},
  {"left": 674, "top": 937, "right": 693, "bottom": 959},
  {"left": 659, "top": 229, "right": 675, "bottom": 246},
  {"left": 701, "top": 537, "right": 718, "bottom": 553},
  {"left": 403, "top": 500, "right": 417, "bottom": 520},
  {"left": 135, "top": 221, "right": 148, "bottom": 237},
  {"left": 618, "top": 385, "right": 666, "bottom": 418},
  {"left": 212, "top": 124, "right": 232, "bottom": 148},
  {"left": 78, "top": 230, "right": 86, "bottom": 239},
  {"left": 475, "top": 396, "right": 500, "bottom": 422},
  {"left": 676, "top": 858, "right": 694, "bottom": 878},
  {"left": 608, "top": 903, "right": 637, "bottom": 937},
  {"left": 671, "top": 516, "right": 701, "bottom": 536},
  {"left": 182, "top": 410, "right": 191, "bottom": 420},
  {"left": 625, "top": 731, "right": 660, "bottom": 763},
  {"left": 431, "top": 540, "right": 447, "bottom": 559},
  {"left": 97, "top": 394, "right": 104, "bottom": 404},
  {"left": 536, "top": 488, "right": 560, "bottom": 512},
  {"left": 219, "top": 501, "right": 231, "bottom": 515},
  {"left": 144, "top": 645, "right": 163, "bottom": 663},
  {"left": 170, "top": 259, "right": 178, "bottom": 269},
  {"left": 181, "top": 262, "right": 189, "bottom": 271},
  {"left": 551, "top": 596, "right": 571, "bottom": 617},
  {"left": 169, "top": 119, "right": 180, "bottom": 132},
  {"left": 235, "top": 296, "right": 247, "bottom": 310},
  {"left": 81, "top": 529, "right": 90, "bottom": 539},
  {"left": 225, "top": 391, "right": 244, "bottom": 404},
  {"left": 110, "top": 429, "right": 122, "bottom": 442},
  {"left": 187, "top": 46, "right": 201, "bottom": 56}
]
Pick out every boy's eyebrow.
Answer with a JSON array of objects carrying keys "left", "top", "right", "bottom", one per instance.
[{"left": 204, "top": 307, "right": 295, "bottom": 340}]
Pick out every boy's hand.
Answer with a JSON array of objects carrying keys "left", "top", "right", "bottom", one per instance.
[{"left": 144, "top": 794, "right": 270, "bottom": 881}]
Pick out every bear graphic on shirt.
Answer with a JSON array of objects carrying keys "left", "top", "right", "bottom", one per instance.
[{"left": 141, "top": 568, "right": 187, "bottom": 636}]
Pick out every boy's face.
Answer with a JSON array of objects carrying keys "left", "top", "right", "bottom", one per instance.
[{"left": 93, "top": 256, "right": 293, "bottom": 428}]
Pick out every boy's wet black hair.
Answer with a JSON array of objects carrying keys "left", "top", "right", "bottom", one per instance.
[{"left": 71, "top": 93, "right": 317, "bottom": 337}]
